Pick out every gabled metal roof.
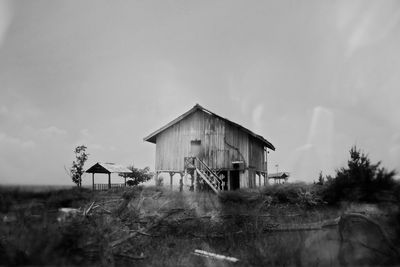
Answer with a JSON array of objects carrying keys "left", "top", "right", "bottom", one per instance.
[
  {"left": 268, "top": 172, "right": 290, "bottom": 179},
  {"left": 85, "top": 162, "right": 132, "bottom": 174},
  {"left": 143, "top": 104, "right": 275, "bottom": 150}
]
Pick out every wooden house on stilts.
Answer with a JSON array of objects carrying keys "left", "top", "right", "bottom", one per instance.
[{"left": 144, "top": 104, "right": 275, "bottom": 193}]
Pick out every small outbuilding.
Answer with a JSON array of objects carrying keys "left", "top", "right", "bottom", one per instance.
[
  {"left": 268, "top": 172, "right": 290, "bottom": 184},
  {"left": 85, "top": 162, "right": 132, "bottom": 190}
]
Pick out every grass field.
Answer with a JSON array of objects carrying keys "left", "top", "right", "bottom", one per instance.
[{"left": 0, "top": 185, "right": 399, "bottom": 266}]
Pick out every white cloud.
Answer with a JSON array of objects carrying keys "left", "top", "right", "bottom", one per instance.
[
  {"left": 40, "top": 126, "right": 67, "bottom": 137},
  {"left": 288, "top": 106, "right": 335, "bottom": 182},
  {"left": 90, "top": 143, "right": 105, "bottom": 150},
  {"left": 80, "top": 128, "right": 90, "bottom": 138},
  {"left": 0, "top": 105, "right": 8, "bottom": 115},
  {"left": 0, "top": 0, "right": 13, "bottom": 47},
  {"left": 75, "top": 129, "right": 105, "bottom": 150},
  {"left": 0, "top": 132, "right": 36, "bottom": 149},
  {"left": 339, "top": 1, "right": 400, "bottom": 55},
  {"left": 252, "top": 104, "right": 264, "bottom": 133}
]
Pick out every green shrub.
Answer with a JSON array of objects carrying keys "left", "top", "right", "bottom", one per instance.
[
  {"left": 322, "top": 146, "right": 398, "bottom": 204},
  {"left": 260, "top": 183, "right": 324, "bottom": 207},
  {"left": 219, "top": 189, "right": 261, "bottom": 203}
]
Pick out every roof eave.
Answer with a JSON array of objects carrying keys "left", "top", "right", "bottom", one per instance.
[
  {"left": 143, "top": 104, "right": 276, "bottom": 150},
  {"left": 265, "top": 141, "right": 275, "bottom": 151},
  {"left": 143, "top": 135, "right": 156, "bottom": 143},
  {"left": 143, "top": 104, "right": 202, "bottom": 143}
]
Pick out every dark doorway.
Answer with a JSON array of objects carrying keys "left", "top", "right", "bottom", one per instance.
[
  {"left": 218, "top": 170, "right": 228, "bottom": 191},
  {"left": 230, "top": 170, "right": 240, "bottom": 190}
]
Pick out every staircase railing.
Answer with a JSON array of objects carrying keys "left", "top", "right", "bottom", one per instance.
[
  {"left": 184, "top": 156, "right": 223, "bottom": 193},
  {"left": 196, "top": 157, "right": 223, "bottom": 189}
]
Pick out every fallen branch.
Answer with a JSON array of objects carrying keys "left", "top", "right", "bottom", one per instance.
[
  {"left": 190, "top": 233, "right": 225, "bottom": 238},
  {"left": 175, "top": 215, "right": 212, "bottom": 221},
  {"left": 91, "top": 205, "right": 112, "bottom": 214},
  {"left": 193, "top": 249, "right": 239, "bottom": 263},
  {"left": 84, "top": 201, "right": 95, "bottom": 216},
  {"left": 156, "top": 200, "right": 171, "bottom": 211},
  {"left": 99, "top": 207, "right": 112, "bottom": 214},
  {"left": 116, "top": 252, "right": 146, "bottom": 260},
  {"left": 110, "top": 232, "right": 137, "bottom": 248},
  {"left": 151, "top": 191, "right": 162, "bottom": 199},
  {"left": 129, "top": 230, "right": 155, "bottom": 237},
  {"left": 111, "top": 209, "right": 183, "bottom": 248},
  {"left": 190, "top": 230, "right": 243, "bottom": 239},
  {"left": 218, "top": 213, "right": 301, "bottom": 218},
  {"left": 101, "top": 199, "right": 122, "bottom": 205},
  {"left": 263, "top": 217, "right": 341, "bottom": 232}
]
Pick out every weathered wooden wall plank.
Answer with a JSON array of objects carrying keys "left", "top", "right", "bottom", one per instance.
[{"left": 154, "top": 109, "right": 268, "bottom": 189}]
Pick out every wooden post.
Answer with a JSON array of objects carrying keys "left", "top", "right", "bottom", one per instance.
[
  {"left": 108, "top": 173, "right": 111, "bottom": 189},
  {"left": 92, "top": 173, "right": 95, "bottom": 191},
  {"left": 188, "top": 170, "right": 194, "bottom": 191},
  {"left": 193, "top": 170, "right": 198, "bottom": 192},
  {"left": 189, "top": 170, "right": 194, "bottom": 191},
  {"left": 124, "top": 177, "right": 127, "bottom": 187},
  {"left": 169, "top": 172, "right": 173, "bottom": 190},
  {"left": 179, "top": 173, "right": 183, "bottom": 192},
  {"left": 258, "top": 172, "right": 261, "bottom": 187},
  {"left": 227, "top": 171, "right": 231, "bottom": 191}
]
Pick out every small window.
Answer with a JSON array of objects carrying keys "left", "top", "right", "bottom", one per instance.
[
  {"left": 190, "top": 140, "right": 201, "bottom": 156},
  {"left": 191, "top": 140, "right": 201, "bottom": 146}
]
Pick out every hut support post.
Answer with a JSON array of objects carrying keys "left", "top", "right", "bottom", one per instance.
[
  {"left": 108, "top": 173, "right": 111, "bottom": 189},
  {"left": 179, "top": 173, "right": 183, "bottom": 192},
  {"left": 193, "top": 170, "right": 198, "bottom": 192},
  {"left": 189, "top": 170, "right": 194, "bottom": 191},
  {"left": 227, "top": 171, "right": 231, "bottom": 191},
  {"left": 124, "top": 177, "right": 127, "bottom": 187},
  {"left": 92, "top": 173, "right": 95, "bottom": 191},
  {"left": 169, "top": 172, "right": 175, "bottom": 190},
  {"left": 258, "top": 172, "right": 261, "bottom": 187}
]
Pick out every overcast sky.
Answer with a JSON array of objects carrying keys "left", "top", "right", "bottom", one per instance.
[{"left": 0, "top": 0, "right": 399, "bottom": 185}]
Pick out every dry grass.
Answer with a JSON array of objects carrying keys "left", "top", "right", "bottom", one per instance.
[{"left": 0, "top": 184, "right": 399, "bottom": 266}]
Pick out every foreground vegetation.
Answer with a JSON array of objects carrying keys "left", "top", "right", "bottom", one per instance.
[
  {"left": 319, "top": 146, "right": 399, "bottom": 204},
  {"left": 1, "top": 147, "right": 399, "bottom": 266},
  {"left": 1, "top": 184, "right": 399, "bottom": 266}
]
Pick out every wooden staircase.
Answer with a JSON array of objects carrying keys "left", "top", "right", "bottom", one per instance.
[{"left": 184, "top": 157, "right": 223, "bottom": 194}]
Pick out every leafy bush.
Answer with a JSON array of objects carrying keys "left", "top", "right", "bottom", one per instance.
[
  {"left": 219, "top": 183, "right": 325, "bottom": 207},
  {"left": 219, "top": 189, "right": 261, "bottom": 203},
  {"left": 322, "top": 146, "right": 398, "bottom": 204},
  {"left": 119, "top": 166, "right": 153, "bottom": 186},
  {"left": 261, "top": 183, "right": 323, "bottom": 207}
]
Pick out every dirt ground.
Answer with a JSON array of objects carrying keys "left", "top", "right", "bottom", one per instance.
[{"left": 1, "top": 186, "right": 399, "bottom": 266}]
